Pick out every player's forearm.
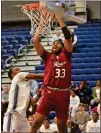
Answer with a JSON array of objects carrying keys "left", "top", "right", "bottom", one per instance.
[
  {"left": 55, "top": 15, "right": 66, "bottom": 28},
  {"left": 33, "top": 73, "right": 44, "bottom": 79},
  {"left": 61, "top": 26, "right": 73, "bottom": 52},
  {"left": 55, "top": 15, "right": 71, "bottom": 40},
  {"left": 33, "top": 35, "right": 45, "bottom": 56},
  {"left": 33, "top": 34, "right": 40, "bottom": 44}
]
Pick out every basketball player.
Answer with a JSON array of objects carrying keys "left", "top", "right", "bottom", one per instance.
[
  {"left": 30, "top": 14, "right": 73, "bottom": 133},
  {"left": 3, "top": 67, "right": 43, "bottom": 132}
]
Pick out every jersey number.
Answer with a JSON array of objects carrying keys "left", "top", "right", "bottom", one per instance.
[{"left": 55, "top": 69, "right": 66, "bottom": 78}]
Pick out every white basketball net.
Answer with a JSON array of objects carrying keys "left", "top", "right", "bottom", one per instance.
[{"left": 21, "top": 4, "right": 55, "bottom": 37}]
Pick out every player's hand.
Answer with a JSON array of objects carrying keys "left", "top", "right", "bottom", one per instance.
[
  {"left": 40, "top": 73, "right": 44, "bottom": 78},
  {"left": 55, "top": 13, "right": 62, "bottom": 20}
]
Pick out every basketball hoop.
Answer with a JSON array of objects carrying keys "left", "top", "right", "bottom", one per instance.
[{"left": 21, "top": 3, "right": 55, "bottom": 37}]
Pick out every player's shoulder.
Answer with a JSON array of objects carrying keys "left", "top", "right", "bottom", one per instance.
[
  {"left": 62, "top": 48, "right": 72, "bottom": 57},
  {"left": 12, "top": 72, "right": 28, "bottom": 82},
  {"left": 15, "top": 72, "right": 28, "bottom": 78},
  {"left": 12, "top": 72, "right": 21, "bottom": 80},
  {"left": 62, "top": 48, "right": 72, "bottom": 53},
  {"left": 41, "top": 50, "right": 52, "bottom": 60}
]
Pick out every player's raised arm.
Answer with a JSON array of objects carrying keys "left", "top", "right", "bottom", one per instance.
[
  {"left": 55, "top": 14, "right": 73, "bottom": 52},
  {"left": 32, "top": 34, "right": 45, "bottom": 57},
  {"left": 25, "top": 73, "right": 44, "bottom": 80}
]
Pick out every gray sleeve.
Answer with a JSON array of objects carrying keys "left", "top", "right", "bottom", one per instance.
[{"left": 85, "top": 112, "right": 90, "bottom": 122}]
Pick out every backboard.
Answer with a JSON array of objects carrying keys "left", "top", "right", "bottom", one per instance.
[{"left": 40, "top": 0, "right": 87, "bottom": 24}]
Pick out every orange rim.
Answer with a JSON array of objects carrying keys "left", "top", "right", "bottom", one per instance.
[{"left": 22, "top": 3, "right": 40, "bottom": 10}]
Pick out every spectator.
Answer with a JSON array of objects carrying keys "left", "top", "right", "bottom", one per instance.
[
  {"left": 27, "top": 79, "right": 39, "bottom": 97},
  {"left": 1, "top": 86, "right": 9, "bottom": 131},
  {"left": 28, "top": 115, "right": 40, "bottom": 133},
  {"left": 90, "top": 80, "right": 101, "bottom": 108},
  {"left": 51, "top": 117, "right": 58, "bottom": 132},
  {"left": 40, "top": 118, "right": 58, "bottom": 133},
  {"left": 2, "top": 85, "right": 9, "bottom": 104},
  {"left": 86, "top": 5, "right": 91, "bottom": 23},
  {"left": 66, "top": 116, "right": 79, "bottom": 133},
  {"left": 69, "top": 30, "right": 78, "bottom": 52},
  {"left": 28, "top": 115, "right": 34, "bottom": 126},
  {"left": 72, "top": 34, "right": 78, "bottom": 52},
  {"left": 86, "top": 111, "right": 100, "bottom": 133},
  {"left": 75, "top": 81, "right": 92, "bottom": 105},
  {"left": 50, "top": 31, "right": 64, "bottom": 44},
  {"left": 73, "top": 103, "right": 90, "bottom": 132},
  {"left": 70, "top": 89, "right": 80, "bottom": 117}
]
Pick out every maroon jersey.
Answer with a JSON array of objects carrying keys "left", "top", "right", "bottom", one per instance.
[{"left": 41, "top": 48, "right": 72, "bottom": 89}]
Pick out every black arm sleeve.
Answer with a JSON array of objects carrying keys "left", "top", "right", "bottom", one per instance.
[{"left": 61, "top": 26, "right": 71, "bottom": 40}]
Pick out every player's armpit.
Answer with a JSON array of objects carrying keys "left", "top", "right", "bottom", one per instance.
[
  {"left": 25, "top": 73, "right": 44, "bottom": 80},
  {"left": 33, "top": 35, "right": 45, "bottom": 57}
]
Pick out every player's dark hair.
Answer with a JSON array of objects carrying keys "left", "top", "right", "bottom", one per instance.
[
  {"left": 53, "top": 39, "right": 64, "bottom": 47},
  {"left": 8, "top": 67, "right": 13, "bottom": 80},
  {"left": 58, "top": 39, "right": 64, "bottom": 47}
]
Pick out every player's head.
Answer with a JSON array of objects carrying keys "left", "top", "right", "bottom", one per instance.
[
  {"left": 8, "top": 67, "right": 21, "bottom": 80},
  {"left": 52, "top": 39, "right": 64, "bottom": 55}
]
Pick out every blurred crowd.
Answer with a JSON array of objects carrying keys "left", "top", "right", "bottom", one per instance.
[{"left": 1, "top": 79, "right": 100, "bottom": 133}]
